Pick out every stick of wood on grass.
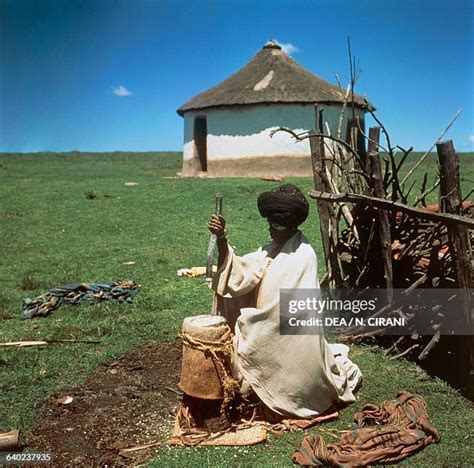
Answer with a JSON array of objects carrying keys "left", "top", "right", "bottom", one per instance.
[
  {"left": 0, "top": 429, "right": 20, "bottom": 451},
  {"left": 0, "top": 339, "right": 101, "bottom": 347}
]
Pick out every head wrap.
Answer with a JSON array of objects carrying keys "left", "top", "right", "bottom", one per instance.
[{"left": 257, "top": 184, "right": 309, "bottom": 228}]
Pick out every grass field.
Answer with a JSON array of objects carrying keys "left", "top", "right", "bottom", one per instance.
[{"left": 1, "top": 151, "right": 473, "bottom": 466}]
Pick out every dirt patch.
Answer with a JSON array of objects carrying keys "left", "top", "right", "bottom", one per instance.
[{"left": 27, "top": 341, "right": 182, "bottom": 466}]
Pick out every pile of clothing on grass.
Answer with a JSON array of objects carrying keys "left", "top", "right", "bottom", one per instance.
[{"left": 21, "top": 280, "right": 139, "bottom": 319}]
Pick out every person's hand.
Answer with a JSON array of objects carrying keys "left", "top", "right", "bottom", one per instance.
[{"left": 208, "top": 214, "right": 226, "bottom": 238}]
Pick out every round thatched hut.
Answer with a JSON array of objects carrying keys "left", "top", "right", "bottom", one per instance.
[{"left": 177, "top": 41, "right": 370, "bottom": 177}]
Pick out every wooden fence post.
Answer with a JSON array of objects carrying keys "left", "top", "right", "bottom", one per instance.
[
  {"left": 367, "top": 127, "right": 380, "bottom": 157},
  {"left": 310, "top": 106, "right": 342, "bottom": 287},
  {"left": 368, "top": 127, "right": 393, "bottom": 303},
  {"left": 436, "top": 139, "right": 472, "bottom": 377},
  {"left": 346, "top": 117, "right": 367, "bottom": 168},
  {"left": 310, "top": 107, "right": 330, "bottom": 267}
]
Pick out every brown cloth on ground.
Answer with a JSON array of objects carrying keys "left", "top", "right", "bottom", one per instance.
[{"left": 292, "top": 391, "right": 440, "bottom": 467}]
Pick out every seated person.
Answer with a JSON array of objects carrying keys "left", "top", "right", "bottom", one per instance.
[{"left": 208, "top": 184, "right": 361, "bottom": 418}]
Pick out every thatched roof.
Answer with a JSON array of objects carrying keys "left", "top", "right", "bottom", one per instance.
[{"left": 177, "top": 41, "right": 371, "bottom": 116}]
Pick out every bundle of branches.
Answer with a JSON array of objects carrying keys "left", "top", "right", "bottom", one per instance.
[
  {"left": 271, "top": 98, "right": 472, "bottom": 366},
  {"left": 270, "top": 40, "right": 472, "bottom": 383},
  {"left": 336, "top": 141, "right": 473, "bottom": 293}
]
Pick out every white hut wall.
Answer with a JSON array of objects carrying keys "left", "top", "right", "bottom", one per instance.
[{"left": 181, "top": 104, "right": 365, "bottom": 177}]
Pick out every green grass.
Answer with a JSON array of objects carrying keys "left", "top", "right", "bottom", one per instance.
[{"left": 0, "top": 151, "right": 473, "bottom": 466}]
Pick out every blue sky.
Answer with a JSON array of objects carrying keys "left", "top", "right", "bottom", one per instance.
[{"left": 0, "top": 0, "right": 472, "bottom": 152}]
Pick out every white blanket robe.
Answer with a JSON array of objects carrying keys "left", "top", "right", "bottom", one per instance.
[{"left": 212, "top": 230, "right": 362, "bottom": 418}]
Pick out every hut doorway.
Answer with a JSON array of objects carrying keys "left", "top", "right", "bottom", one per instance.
[{"left": 194, "top": 116, "right": 207, "bottom": 172}]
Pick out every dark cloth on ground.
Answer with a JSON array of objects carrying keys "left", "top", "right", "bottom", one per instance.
[
  {"left": 21, "top": 280, "right": 139, "bottom": 319},
  {"left": 292, "top": 391, "right": 440, "bottom": 467},
  {"left": 257, "top": 184, "right": 309, "bottom": 227}
]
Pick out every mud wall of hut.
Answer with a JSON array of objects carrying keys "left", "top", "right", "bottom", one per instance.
[{"left": 181, "top": 104, "right": 365, "bottom": 177}]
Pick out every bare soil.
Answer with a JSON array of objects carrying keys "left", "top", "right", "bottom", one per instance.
[{"left": 27, "top": 341, "right": 182, "bottom": 466}]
